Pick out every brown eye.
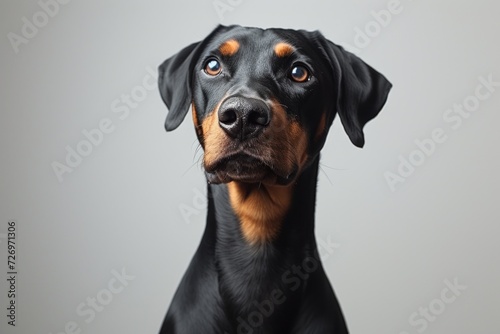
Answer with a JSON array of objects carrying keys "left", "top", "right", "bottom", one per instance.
[
  {"left": 290, "top": 65, "right": 310, "bottom": 82},
  {"left": 204, "top": 59, "right": 222, "bottom": 76}
]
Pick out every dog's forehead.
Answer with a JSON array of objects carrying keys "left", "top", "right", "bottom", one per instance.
[{"left": 205, "top": 27, "right": 308, "bottom": 58}]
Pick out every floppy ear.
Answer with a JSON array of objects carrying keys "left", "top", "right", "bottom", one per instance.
[
  {"left": 321, "top": 37, "right": 392, "bottom": 147},
  {"left": 158, "top": 41, "right": 202, "bottom": 131}
]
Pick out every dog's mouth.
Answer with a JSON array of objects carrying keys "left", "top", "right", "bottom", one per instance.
[{"left": 205, "top": 153, "right": 298, "bottom": 185}]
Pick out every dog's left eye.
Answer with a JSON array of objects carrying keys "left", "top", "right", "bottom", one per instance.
[
  {"left": 290, "top": 65, "right": 310, "bottom": 83},
  {"left": 204, "top": 59, "right": 222, "bottom": 76}
]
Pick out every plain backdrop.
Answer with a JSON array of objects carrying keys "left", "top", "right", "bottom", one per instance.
[{"left": 1, "top": 0, "right": 499, "bottom": 333}]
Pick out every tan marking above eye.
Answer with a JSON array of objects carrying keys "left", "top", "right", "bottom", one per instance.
[
  {"left": 219, "top": 39, "right": 240, "bottom": 56},
  {"left": 274, "top": 42, "right": 295, "bottom": 58}
]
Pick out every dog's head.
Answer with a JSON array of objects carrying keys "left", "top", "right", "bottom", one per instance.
[{"left": 159, "top": 25, "right": 391, "bottom": 186}]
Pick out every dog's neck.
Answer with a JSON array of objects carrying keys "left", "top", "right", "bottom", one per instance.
[
  {"left": 209, "top": 155, "right": 320, "bottom": 248},
  {"left": 203, "top": 156, "right": 322, "bottom": 326}
]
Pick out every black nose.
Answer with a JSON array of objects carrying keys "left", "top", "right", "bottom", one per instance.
[{"left": 218, "top": 97, "right": 271, "bottom": 140}]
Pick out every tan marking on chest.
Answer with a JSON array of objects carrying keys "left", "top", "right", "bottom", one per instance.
[{"left": 227, "top": 182, "right": 293, "bottom": 245}]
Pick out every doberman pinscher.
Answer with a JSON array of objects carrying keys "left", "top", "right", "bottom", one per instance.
[{"left": 158, "top": 24, "right": 391, "bottom": 334}]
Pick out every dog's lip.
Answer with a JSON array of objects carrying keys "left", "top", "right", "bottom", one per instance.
[
  {"left": 205, "top": 153, "right": 297, "bottom": 185},
  {"left": 205, "top": 153, "right": 272, "bottom": 184}
]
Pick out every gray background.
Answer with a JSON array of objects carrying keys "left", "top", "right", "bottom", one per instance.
[{"left": 1, "top": 0, "right": 499, "bottom": 333}]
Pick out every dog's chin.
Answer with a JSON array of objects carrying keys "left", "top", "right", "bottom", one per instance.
[{"left": 205, "top": 154, "right": 297, "bottom": 186}]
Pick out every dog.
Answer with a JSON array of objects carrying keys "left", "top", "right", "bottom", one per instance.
[{"left": 157, "top": 24, "right": 391, "bottom": 334}]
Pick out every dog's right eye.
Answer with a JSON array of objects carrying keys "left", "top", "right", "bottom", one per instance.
[
  {"left": 290, "top": 64, "right": 310, "bottom": 83},
  {"left": 204, "top": 59, "right": 222, "bottom": 76}
]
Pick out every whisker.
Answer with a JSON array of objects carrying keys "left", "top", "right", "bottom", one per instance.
[
  {"left": 318, "top": 165, "right": 334, "bottom": 186},
  {"left": 318, "top": 161, "right": 347, "bottom": 187},
  {"left": 181, "top": 144, "right": 204, "bottom": 176},
  {"left": 319, "top": 162, "right": 346, "bottom": 171}
]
